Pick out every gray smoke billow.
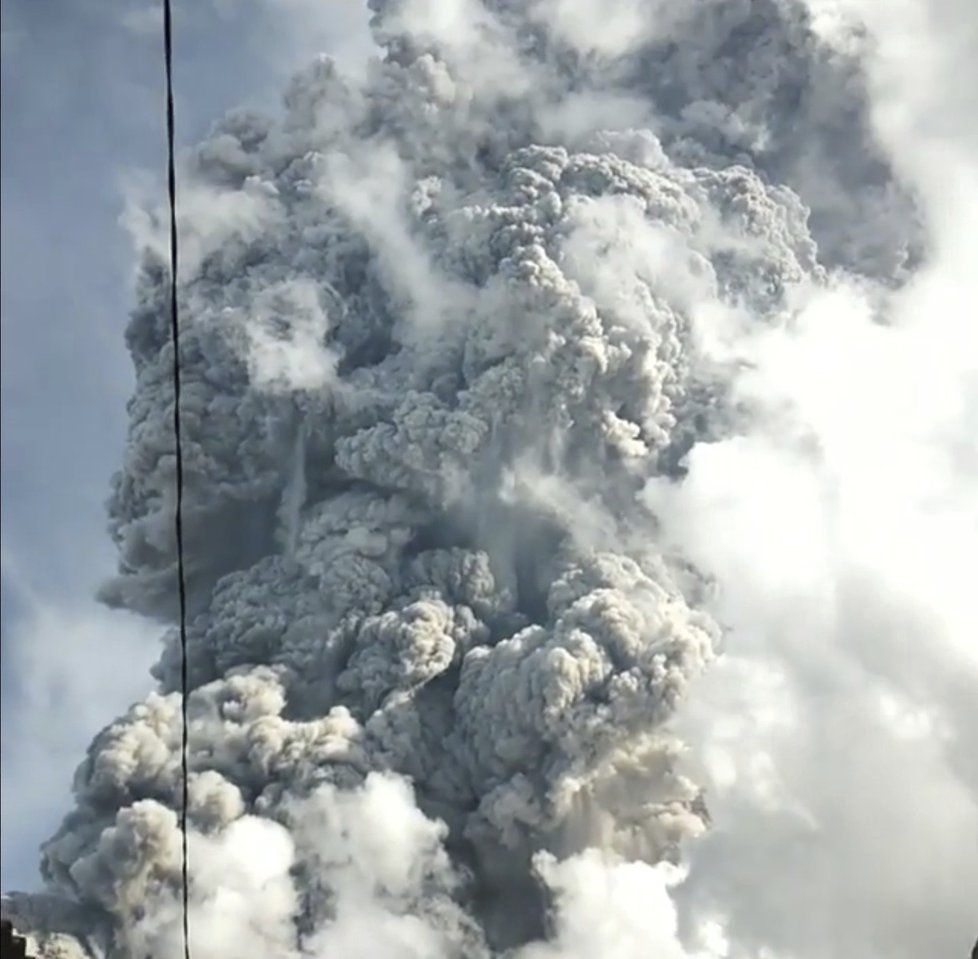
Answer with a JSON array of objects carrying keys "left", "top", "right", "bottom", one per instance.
[{"left": 6, "top": 0, "right": 975, "bottom": 956}]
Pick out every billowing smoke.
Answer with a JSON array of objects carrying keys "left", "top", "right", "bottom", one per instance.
[{"left": 4, "top": 0, "right": 977, "bottom": 956}]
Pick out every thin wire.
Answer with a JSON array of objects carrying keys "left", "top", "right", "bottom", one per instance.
[{"left": 161, "top": 1, "right": 191, "bottom": 957}]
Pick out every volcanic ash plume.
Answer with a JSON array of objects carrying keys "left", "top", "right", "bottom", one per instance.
[{"left": 6, "top": 0, "right": 964, "bottom": 956}]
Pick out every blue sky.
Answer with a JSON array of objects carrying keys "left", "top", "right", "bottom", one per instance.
[{"left": 0, "top": 0, "right": 369, "bottom": 892}]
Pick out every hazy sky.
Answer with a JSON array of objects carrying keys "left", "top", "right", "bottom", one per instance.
[{"left": 0, "top": 0, "right": 369, "bottom": 891}]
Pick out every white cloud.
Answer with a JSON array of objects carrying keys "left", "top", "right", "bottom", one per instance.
[
  {"left": 513, "top": 851, "right": 695, "bottom": 959},
  {"left": 639, "top": 2, "right": 978, "bottom": 947},
  {"left": 0, "top": 549, "right": 158, "bottom": 890}
]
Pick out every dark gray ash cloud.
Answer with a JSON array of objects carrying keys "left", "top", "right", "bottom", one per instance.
[{"left": 6, "top": 1, "right": 977, "bottom": 956}]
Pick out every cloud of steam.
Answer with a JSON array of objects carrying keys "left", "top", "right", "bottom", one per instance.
[{"left": 4, "top": 0, "right": 977, "bottom": 957}]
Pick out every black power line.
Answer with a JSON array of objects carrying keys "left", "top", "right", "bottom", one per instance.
[{"left": 161, "top": 2, "right": 191, "bottom": 958}]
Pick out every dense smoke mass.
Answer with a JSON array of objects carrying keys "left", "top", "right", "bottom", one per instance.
[{"left": 4, "top": 0, "right": 977, "bottom": 956}]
